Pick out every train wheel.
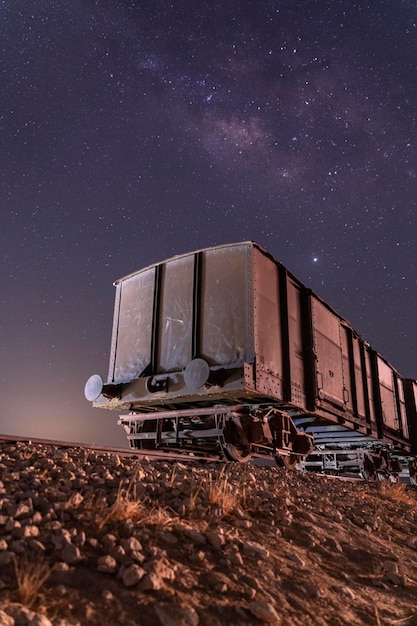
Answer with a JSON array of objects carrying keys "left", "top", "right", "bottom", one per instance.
[
  {"left": 275, "top": 454, "right": 298, "bottom": 469},
  {"left": 222, "top": 443, "right": 253, "bottom": 462},
  {"left": 361, "top": 455, "right": 377, "bottom": 480},
  {"left": 361, "top": 468, "right": 376, "bottom": 480},
  {"left": 221, "top": 420, "right": 252, "bottom": 462}
]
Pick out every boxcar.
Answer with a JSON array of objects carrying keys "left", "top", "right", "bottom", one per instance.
[{"left": 85, "top": 242, "right": 416, "bottom": 480}]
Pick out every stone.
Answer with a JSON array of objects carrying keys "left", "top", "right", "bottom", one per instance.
[
  {"left": 0, "top": 609, "right": 14, "bottom": 626},
  {"left": 121, "top": 564, "right": 146, "bottom": 587},
  {"left": 60, "top": 543, "right": 81, "bottom": 564},
  {"left": 29, "top": 615, "right": 54, "bottom": 626},
  {"left": 139, "top": 571, "right": 164, "bottom": 591},
  {"left": 97, "top": 555, "right": 117, "bottom": 573},
  {"left": 288, "top": 553, "right": 306, "bottom": 568},
  {"left": 144, "top": 558, "right": 176, "bottom": 582},
  {"left": 241, "top": 540, "right": 270, "bottom": 559},
  {"left": 28, "top": 539, "right": 46, "bottom": 553},
  {"left": 121, "top": 536, "right": 142, "bottom": 553},
  {"left": 248, "top": 600, "right": 281, "bottom": 623},
  {"left": 154, "top": 603, "right": 199, "bottom": 626},
  {"left": 205, "top": 530, "right": 225, "bottom": 550},
  {"left": 65, "top": 492, "right": 84, "bottom": 509}
]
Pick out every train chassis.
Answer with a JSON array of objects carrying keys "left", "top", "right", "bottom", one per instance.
[
  {"left": 118, "top": 404, "right": 314, "bottom": 467},
  {"left": 118, "top": 403, "right": 417, "bottom": 484},
  {"left": 301, "top": 446, "right": 417, "bottom": 485}
]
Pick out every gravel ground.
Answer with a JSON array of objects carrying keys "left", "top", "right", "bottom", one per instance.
[{"left": 0, "top": 441, "right": 417, "bottom": 626}]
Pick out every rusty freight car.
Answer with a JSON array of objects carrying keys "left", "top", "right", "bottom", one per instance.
[{"left": 85, "top": 242, "right": 417, "bottom": 481}]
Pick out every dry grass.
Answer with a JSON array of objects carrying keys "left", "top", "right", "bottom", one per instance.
[
  {"left": 13, "top": 555, "right": 54, "bottom": 607},
  {"left": 95, "top": 477, "right": 174, "bottom": 530},
  {"left": 378, "top": 482, "right": 416, "bottom": 506},
  {"left": 206, "top": 468, "right": 245, "bottom": 515},
  {"left": 95, "top": 479, "right": 145, "bottom": 530}
]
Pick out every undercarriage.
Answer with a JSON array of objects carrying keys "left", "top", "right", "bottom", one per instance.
[
  {"left": 301, "top": 445, "right": 417, "bottom": 484},
  {"left": 118, "top": 405, "right": 314, "bottom": 466}
]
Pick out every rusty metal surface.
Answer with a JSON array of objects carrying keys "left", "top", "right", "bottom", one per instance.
[{"left": 87, "top": 241, "right": 415, "bottom": 455}]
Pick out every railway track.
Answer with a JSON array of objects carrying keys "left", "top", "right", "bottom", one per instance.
[
  {"left": 2, "top": 434, "right": 410, "bottom": 483},
  {"left": 0, "top": 433, "right": 220, "bottom": 462}
]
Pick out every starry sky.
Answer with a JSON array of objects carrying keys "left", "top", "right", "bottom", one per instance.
[{"left": 1, "top": 1, "right": 416, "bottom": 446}]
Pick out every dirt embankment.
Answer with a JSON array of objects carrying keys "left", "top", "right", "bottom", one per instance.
[{"left": 0, "top": 442, "right": 417, "bottom": 626}]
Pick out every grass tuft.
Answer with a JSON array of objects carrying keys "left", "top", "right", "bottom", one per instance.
[
  {"left": 207, "top": 468, "right": 244, "bottom": 515},
  {"left": 95, "top": 477, "right": 175, "bottom": 530},
  {"left": 13, "top": 555, "right": 54, "bottom": 607},
  {"left": 379, "top": 482, "right": 416, "bottom": 506}
]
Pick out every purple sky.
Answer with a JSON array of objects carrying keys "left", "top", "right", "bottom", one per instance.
[{"left": 1, "top": 1, "right": 416, "bottom": 445}]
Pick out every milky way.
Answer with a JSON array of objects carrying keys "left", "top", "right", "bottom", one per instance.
[{"left": 1, "top": 1, "right": 416, "bottom": 444}]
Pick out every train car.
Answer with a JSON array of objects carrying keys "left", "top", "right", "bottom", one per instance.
[{"left": 84, "top": 241, "right": 416, "bottom": 480}]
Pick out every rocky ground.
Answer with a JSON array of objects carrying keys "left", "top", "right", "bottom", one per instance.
[{"left": 0, "top": 442, "right": 417, "bottom": 626}]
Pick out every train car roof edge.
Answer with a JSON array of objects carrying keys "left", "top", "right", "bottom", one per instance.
[
  {"left": 112, "top": 241, "right": 261, "bottom": 285},
  {"left": 111, "top": 240, "right": 410, "bottom": 378}
]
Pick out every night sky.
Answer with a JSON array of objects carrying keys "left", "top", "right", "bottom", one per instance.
[{"left": 2, "top": 1, "right": 416, "bottom": 446}]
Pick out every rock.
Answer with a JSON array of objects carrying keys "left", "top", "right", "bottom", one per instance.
[
  {"left": 200, "top": 571, "right": 230, "bottom": 593},
  {"left": 248, "top": 600, "right": 281, "bottom": 623},
  {"left": 205, "top": 530, "right": 225, "bottom": 550},
  {"left": 157, "top": 530, "right": 178, "bottom": 545},
  {"left": 143, "top": 558, "right": 176, "bottom": 582},
  {"left": 154, "top": 603, "right": 199, "bottom": 626},
  {"left": 101, "top": 533, "right": 118, "bottom": 549},
  {"left": 51, "top": 529, "right": 72, "bottom": 550},
  {"left": 241, "top": 540, "right": 270, "bottom": 559},
  {"left": 121, "top": 536, "right": 143, "bottom": 553},
  {"left": 65, "top": 492, "right": 84, "bottom": 509},
  {"left": 0, "top": 609, "right": 14, "bottom": 626},
  {"left": 60, "top": 543, "right": 81, "bottom": 564},
  {"left": 182, "top": 528, "right": 206, "bottom": 546},
  {"left": 339, "top": 586, "right": 355, "bottom": 600},
  {"left": 29, "top": 615, "right": 54, "bottom": 626},
  {"left": 300, "top": 581, "right": 325, "bottom": 598},
  {"left": 121, "top": 564, "right": 146, "bottom": 587},
  {"left": 139, "top": 571, "right": 164, "bottom": 591},
  {"left": 28, "top": 539, "right": 46, "bottom": 553},
  {"left": 288, "top": 553, "right": 306, "bottom": 568},
  {"left": 6, "top": 606, "right": 36, "bottom": 624},
  {"left": 11, "top": 499, "right": 33, "bottom": 519},
  {"left": 101, "top": 589, "right": 114, "bottom": 601},
  {"left": 97, "top": 555, "right": 117, "bottom": 573}
]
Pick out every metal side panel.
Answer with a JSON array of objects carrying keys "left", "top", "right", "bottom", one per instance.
[
  {"left": 112, "top": 267, "right": 155, "bottom": 384},
  {"left": 252, "top": 247, "right": 283, "bottom": 399},
  {"left": 199, "top": 243, "right": 254, "bottom": 367},
  {"left": 363, "top": 346, "right": 378, "bottom": 433},
  {"left": 404, "top": 379, "right": 417, "bottom": 454},
  {"left": 376, "top": 356, "right": 400, "bottom": 431},
  {"left": 158, "top": 255, "right": 194, "bottom": 373},
  {"left": 394, "top": 373, "right": 409, "bottom": 439},
  {"left": 286, "top": 276, "right": 308, "bottom": 408},
  {"left": 310, "top": 296, "right": 346, "bottom": 410}
]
